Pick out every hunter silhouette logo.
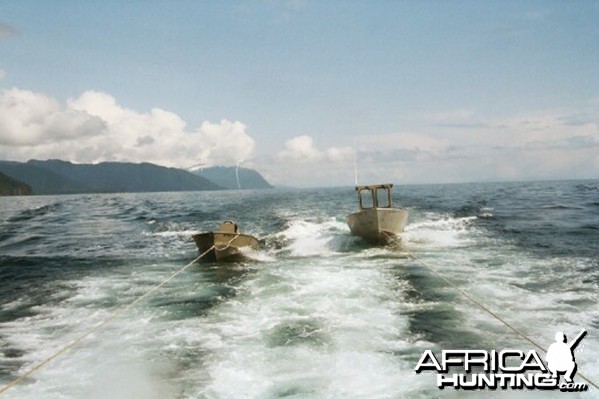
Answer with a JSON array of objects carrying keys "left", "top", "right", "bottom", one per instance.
[
  {"left": 545, "top": 329, "right": 586, "bottom": 384},
  {"left": 414, "top": 329, "right": 589, "bottom": 391}
]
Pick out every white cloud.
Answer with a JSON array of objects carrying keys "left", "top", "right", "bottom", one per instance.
[
  {"left": 326, "top": 146, "right": 354, "bottom": 162},
  {"left": 277, "top": 135, "right": 322, "bottom": 161},
  {"left": 0, "top": 88, "right": 105, "bottom": 146},
  {"left": 347, "top": 107, "right": 599, "bottom": 184},
  {"left": 0, "top": 88, "right": 255, "bottom": 168},
  {"left": 263, "top": 104, "right": 598, "bottom": 186},
  {"left": 277, "top": 135, "right": 353, "bottom": 163},
  {"left": 1, "top": 86, "right": 596, "bottom": 186},
  {"left": 356, "top": 131, "right": 447, "bottom": 154},
  {"left": 194, "top": 120, "right": 255, "bottom": 166},
  {"left": 264, "top": 135, "right": 355, "bottom": 185}
]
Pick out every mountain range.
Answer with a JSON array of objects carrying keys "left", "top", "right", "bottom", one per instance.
[
  {"left": 0, "top": 160, "right": 272, "bottom": 195},
  {"left": 194, "top": 165, "right": 273, "bottom": 190},
  {"left": 0, "top": 171, "right": 32, "bottom": 196}
]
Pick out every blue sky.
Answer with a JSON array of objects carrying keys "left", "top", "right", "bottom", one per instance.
[{"left": 1, "top": 1, "right": 598, "bottom": 185}]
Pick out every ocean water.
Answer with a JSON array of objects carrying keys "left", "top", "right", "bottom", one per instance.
[{"left": 0, "top": 180, "right": 597, "bottom": 398}]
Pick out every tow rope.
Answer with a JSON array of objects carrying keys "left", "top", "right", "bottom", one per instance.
[
  {"left": 0, "top": 232, "right": 241, "bottom": 395},
  {"left": 408, "top": 251, "right": 598, "bottom": 390}
]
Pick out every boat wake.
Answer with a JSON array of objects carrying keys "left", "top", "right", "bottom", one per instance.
[
  {"left": 2, "top": 184, "right": 598, "bottom": 398},
  {"left": 262, "top": 218, "right": 361, "bottom": 258},
  {"left": 403, "top": 214, "right": 479, "bottom": 249}
]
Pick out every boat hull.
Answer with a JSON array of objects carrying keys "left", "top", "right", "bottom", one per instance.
[
  {"left": 192, "top": 232, "right": 259, "bottom": 262},
  {"left": 347, "top": 208, "right": 408, "bottom": 242}
]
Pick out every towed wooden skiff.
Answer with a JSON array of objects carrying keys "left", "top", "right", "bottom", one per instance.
[{"left": 193, "top": 220, "right": 259, "bottom": 262}]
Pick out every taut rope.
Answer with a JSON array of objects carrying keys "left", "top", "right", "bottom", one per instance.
[
  {"left": 407, "top": 251, "right": 598, "bottom": 390},
  {"left": 0, "top": 233, "right": 239, "bottom": 395}
]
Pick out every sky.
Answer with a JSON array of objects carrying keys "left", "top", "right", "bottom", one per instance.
[{"left": 0, "top": 1, "right": 598, "bottom": 186}]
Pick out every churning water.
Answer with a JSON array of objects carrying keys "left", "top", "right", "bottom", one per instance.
[{"left": 0, "top": 180, "right": 598, "bottom": 398}]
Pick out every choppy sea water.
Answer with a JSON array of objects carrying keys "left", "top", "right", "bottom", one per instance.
[{"left": 0, "top": 180, "right": 597, "bottom": 398}]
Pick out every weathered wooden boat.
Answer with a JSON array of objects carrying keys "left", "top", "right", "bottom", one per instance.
[
  {"left": 192, "top": 220, "right": 259, "bottom": 262},
  {"left": 347, "top": 184, "right": 408, "bottom": 243}
]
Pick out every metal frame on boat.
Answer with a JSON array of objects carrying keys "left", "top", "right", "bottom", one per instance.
[{"left": 347, "top": 184, "right": 408, "bottom": 243}]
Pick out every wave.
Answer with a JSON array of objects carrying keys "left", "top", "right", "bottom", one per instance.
[
  {"left": 265, "top": 218, "right": 354, "bottom": 257},
  {"left": 6, "top": 201, "right": 66, "bottom": 224},
  {"left": 403, "top": 214, "right": 479, "bottom": 249}
]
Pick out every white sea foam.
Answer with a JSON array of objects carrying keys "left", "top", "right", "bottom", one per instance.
[
  {"left": 403, "top": 214, "right": 478, "bottom": 248},
  {"left": 403, "top": 221, "right": 599, "bottom": 395},
  {"left": 276, "top": 218, "right": 349, "bottom": 257},
  {"left": 2, "top": 199, "right": 598, "bottom": 398},
  {"left": 142, "top": 229, "right": 199, "bottom": 237},
  {"left": 237, "top": 247, "right": 277, "bottom": 263},
  {"left": 184, "top": 256, "right": 426, "bottom": 398}
]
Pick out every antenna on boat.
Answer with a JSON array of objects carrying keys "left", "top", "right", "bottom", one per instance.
[{"left": 353, "top": 138, "right": 359, "bottom": 186}]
